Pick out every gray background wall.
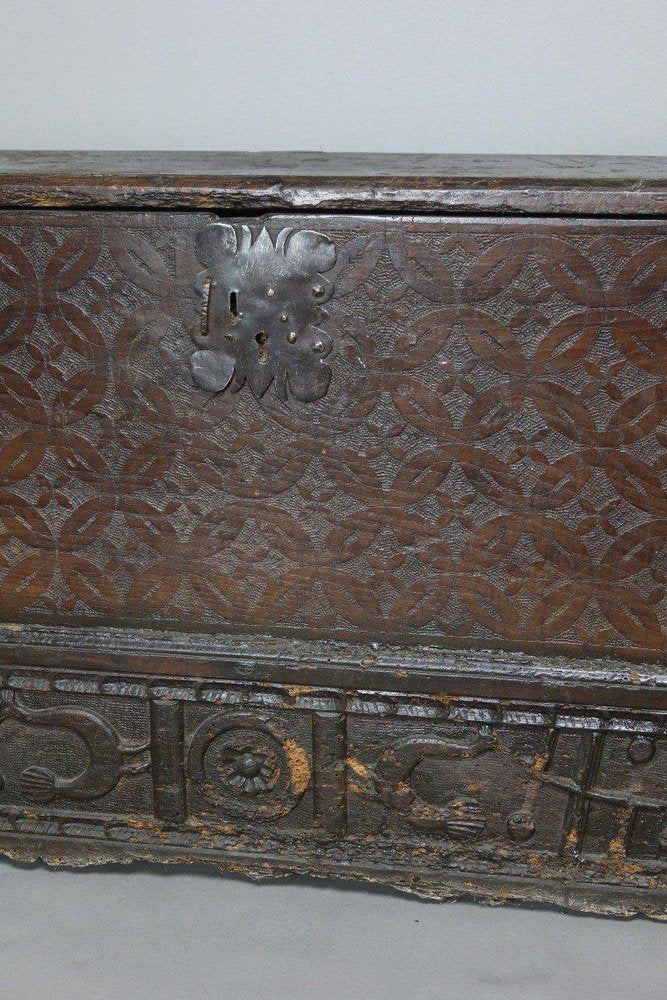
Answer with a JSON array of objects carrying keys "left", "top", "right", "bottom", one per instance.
[
  {"left": 1, "top": 2, "right": 666, "bottom": 998},
  {"left": 1, "top": 0, "right": 666, "bottom": 153}
]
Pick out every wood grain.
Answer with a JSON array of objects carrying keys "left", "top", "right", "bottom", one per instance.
[{"left": 0, "top": 152, "right": 665, "bottom": 214}]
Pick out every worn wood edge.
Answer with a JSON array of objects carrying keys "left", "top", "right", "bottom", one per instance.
[
  {"left": 0, "top": 622, "right": 665, "bottom": 709},
  {"left": 0, "top": 178, "right": 664, "bottom": 215},
  {"left": 1, "top": 833, "right": 666, "bottom": 919},
  {"left": 2, "top": 152, "right": 665, "bottom": 212},
  {"left": 4, "top": 151, "right": 667, "bottom": 175}
]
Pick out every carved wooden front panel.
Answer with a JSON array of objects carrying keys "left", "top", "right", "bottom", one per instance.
[
  {"left": 0, "top": 212, "right": 664, "bottom": 661},
  {"left": 0, "top": 662, "right": 665, "bottom": 914}
]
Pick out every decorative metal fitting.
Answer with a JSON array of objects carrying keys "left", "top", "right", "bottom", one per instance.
[{"left": 190, "top": 223, "right": 337, "bottom": 403}]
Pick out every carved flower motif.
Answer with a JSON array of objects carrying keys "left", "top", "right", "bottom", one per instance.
[
  {"left": 190, "top": 223, "right": 337, "bottom": 402},
  {"left": 219, "top": 746, "right": 279, "bottom": 797}
]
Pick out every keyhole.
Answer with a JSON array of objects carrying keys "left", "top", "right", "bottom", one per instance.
[
  {"left": 200, "top": 278, "right": 212, "bottom": 337},
  {"left": 255, "top": 330, "right": 268, "bottom": 364},
  {"left": 229, "top": 290, "right": 239, "bottom": 324}
]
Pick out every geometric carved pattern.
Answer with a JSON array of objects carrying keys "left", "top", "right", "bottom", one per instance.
[{"left": 0, "top": 212, "right": 664, "bottom": 662}]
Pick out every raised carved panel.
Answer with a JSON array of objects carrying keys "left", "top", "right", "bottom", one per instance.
[
  {"left": 372, "top": 728, "right": 495, "bottom": 835},
  {"left": 0, "top": 212, "right": 664, "bottom": 663},
  {"left": 185, "top": 708, "right": 312, "bottom": 823},
  {"left": 347, "top": 716, "right": 667, "bottom": 861},
  {"left": 0, "top": 688, "right": 153, "bottom": 816},
  {"left": 0, "top": 664, "right": 665, "bottom": 869},
  {"left": 0, "top": 657, "right": 665, "bottom": 912}
]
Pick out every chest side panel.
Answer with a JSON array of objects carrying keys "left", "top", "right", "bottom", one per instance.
[{"left": 0, "top": 212, "right": 664, "bottom": 662}]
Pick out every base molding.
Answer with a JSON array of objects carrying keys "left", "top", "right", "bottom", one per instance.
[
  {"left": 0, "top": 624, "right": 665, "bottom": 917},
  {"left": 2, "top": 829, "right": 666, "bottom": 920}
]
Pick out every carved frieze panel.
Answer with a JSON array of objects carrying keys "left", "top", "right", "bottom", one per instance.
[
  {"left": 184, "top": 705, "right": 314, "bottom": 828},
  {"left": 347, "top": 715, "right": 667, "bottom": 861},
  {"left": 0, "top": 660, "right": 665, "bottom": 910}
]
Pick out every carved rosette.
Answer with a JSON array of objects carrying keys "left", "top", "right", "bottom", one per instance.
[
  {"left": 190, "top": 223, "right": 337, "bottom": 402},
  {"left": 187, "top": 711, "right": 310, "bottom": 819}
]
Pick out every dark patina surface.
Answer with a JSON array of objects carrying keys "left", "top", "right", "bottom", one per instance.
[{"left": 0, "top": 153, "right": 664, "bottom": 915}]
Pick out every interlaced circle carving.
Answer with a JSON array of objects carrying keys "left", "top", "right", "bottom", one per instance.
[{"left": 0, "top": 214, "right": 664, "bottom": 660}]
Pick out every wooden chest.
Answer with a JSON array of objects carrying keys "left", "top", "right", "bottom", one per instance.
[{"left": 0, "top": 152, "right": 665, "bottom": 915}]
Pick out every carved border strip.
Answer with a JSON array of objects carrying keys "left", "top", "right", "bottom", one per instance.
[
  {"left": 3, "top": 668, "right": 665, "bottom": 734},
  {"left": 1, "top": 660, "right": 666, "bottom": 917}
]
